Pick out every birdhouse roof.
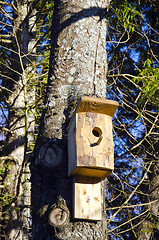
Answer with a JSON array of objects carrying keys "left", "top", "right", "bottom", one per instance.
[{"left": 76, "top": 96, "right": 119, "bottom": 117}]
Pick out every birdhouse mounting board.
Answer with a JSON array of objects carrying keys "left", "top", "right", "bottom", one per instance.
[{"left": 74, "top": 176, "right": 101, "bottom": 220}]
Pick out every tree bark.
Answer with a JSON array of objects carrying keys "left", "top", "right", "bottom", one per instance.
[
  {"left": 1, "top": 1, "right": 36, "bottom": 239},
  {"left": 31, "top": 0, "right": 110, "bottom": 239},
  {"left": 138, "top": 161, "right": 159, "bottom": 240}
]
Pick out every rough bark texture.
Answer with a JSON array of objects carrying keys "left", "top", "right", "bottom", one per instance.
[
  {"left": 31, "top": 0, "right": 110, "bottom": 239},
  {"left": 138, "top": 162, "right": 159, "bottom": 240},
  {"left": 1, "top": 1, "right": 35, "bottom": 239}
]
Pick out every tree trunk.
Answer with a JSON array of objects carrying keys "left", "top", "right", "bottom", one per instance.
[
  {"left": 138, "top": 161, "right": 159, "bottom": 240},
  {"left": 31, "top": 0, "right": 110, "bottom": 239},
  {"left": 1, "top": 1, "right": 36, "bottom": 239}
]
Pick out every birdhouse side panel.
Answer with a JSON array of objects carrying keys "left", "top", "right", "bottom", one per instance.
[
  {"left": 68, "top": 115, "right": 77, "bottom": 176},
  {"left": 76, "top": 112, "right": 97, "bottom": 168}
]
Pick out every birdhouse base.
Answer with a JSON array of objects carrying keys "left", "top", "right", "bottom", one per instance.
[
  {"left": 73, "top": 176, "right": 101, "bottom": 220},
  {"left": 70, "top": 167, "right": 112, "bottom": 180}
]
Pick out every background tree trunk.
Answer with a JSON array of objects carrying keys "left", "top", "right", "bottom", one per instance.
[
  {"left": 31, "top": 0, "right": 110, "bottom": 239},
  {"left": 138, "top": 161, "right": 159, "bottom": 240},
  {"left": 1, "top": 1, "right": 36, "bottom": 238}
]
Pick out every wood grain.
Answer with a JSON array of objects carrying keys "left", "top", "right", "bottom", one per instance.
[
  {"left": 68, "top": 112, "right": 114, "bottom": 179},
  {"left": 74, "top": 176, "right": 101, "bottom": 220}
]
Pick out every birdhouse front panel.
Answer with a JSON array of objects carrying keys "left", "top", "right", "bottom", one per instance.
[{"left": 68, "top": 112, "right": 114, "bottom": 179}]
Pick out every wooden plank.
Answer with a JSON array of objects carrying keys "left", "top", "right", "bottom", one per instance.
[
  {"left": 74, "top": 176, "right": 101, "bottom": 220},
  {"left": 70, "top": 167, "right": 112, "bottom": 180},
  {"left": 68, "top": 112, "right": 114, "bottom": 178},
  {"left": 76, "top": 112, "right": 114, "bottom": 169},
  {"left": 76, "top": 96, "right": 119, "bottom": 117},
  {"left": 68, "top": 114, "right": 77, "bottom": 176}
]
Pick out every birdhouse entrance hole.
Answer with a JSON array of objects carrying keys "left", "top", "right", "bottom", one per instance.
[{"left": 92, "top": 127, "right": 102, "bottom": 138}]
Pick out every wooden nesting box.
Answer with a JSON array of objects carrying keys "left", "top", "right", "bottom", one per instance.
[{"left": 68, "top": 96, "right": 118, "bottom": 180}]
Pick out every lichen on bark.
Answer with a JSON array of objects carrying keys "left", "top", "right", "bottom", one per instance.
[{"left": 40, "top": 0, "right": 110, "bottom": 140}]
